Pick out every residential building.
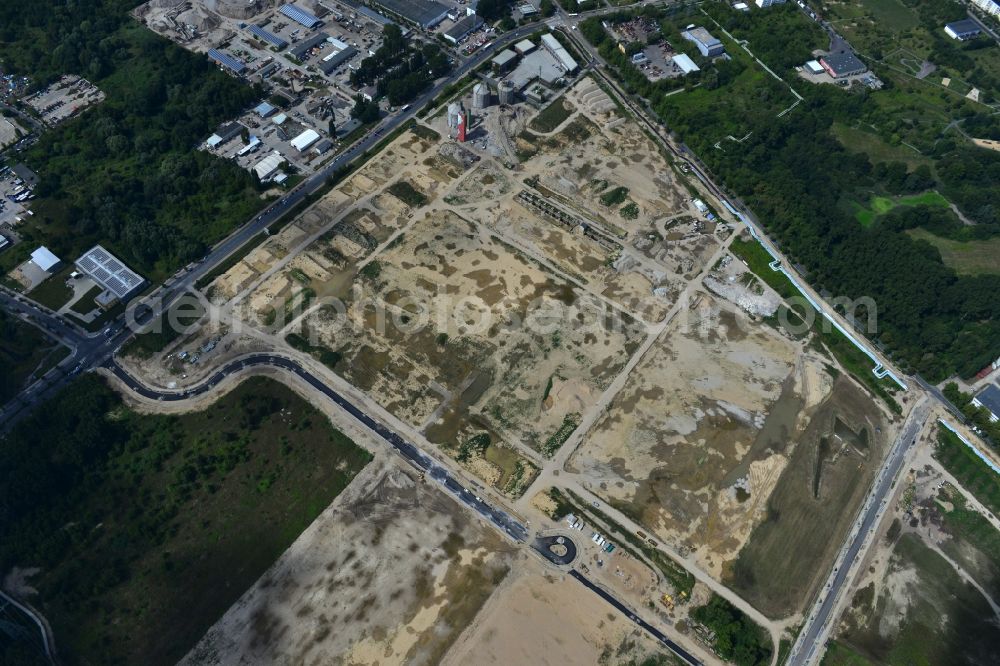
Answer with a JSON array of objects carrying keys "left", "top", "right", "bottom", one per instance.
[{"left": 972, "top": 0, "right": 1000, "bottom": 18}]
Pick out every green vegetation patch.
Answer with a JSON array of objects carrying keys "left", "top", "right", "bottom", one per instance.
[
  {"left": 540, "top": 413, "right": 579, "bottom": 457},
  {"left": 26, "top": 268, "right": 74, "bottom": 310},
  {"left": 68, "top": 284, "right": 103, "bottom": 314},
  {"left": 386, "top": 180, "right": 428, "bottom": 208},
  {"left": 690, "top": 594, "right": 772, "bottom": 666},
  {"left": 0, "top": 375, "right": 370, "bottom": 665},
  {"left": 122, "top": 298, "right": 207, "bottom": 359},
  {"left": 907, "top": 228, "right": 1000, "bottom": 276},
  {"left": 529, "top": 96, "right": 574, "bottom": 133},
  {"left": 0, "top": 7, "right": 264, "bottom": 281},
  {"left": 852, "top": 191, "right": 950, "bottom": 227},
  {"left": 599, "top": 186, "right": 630, "bottom": 208},
  {"left": 934, "top": 427, "right": 1000, "bottom": 517},
  {"left": 0, "top": 310, "right": 66, "bottom": 404},
  {"left": 284, "top": 332, "right": 343, "bottom": 371}
]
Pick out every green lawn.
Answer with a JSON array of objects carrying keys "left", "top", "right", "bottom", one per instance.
[
  {"left": 0, "top": 375, "right": 371, "bottom": 665},
  {"left": 26, "top": 267, "right": 74, "bottom": 310},
  {"left": 68, "top": 284, "right": 103, "bottom": 314},
  {"left": 852, "top": 191, "right": 950, "bottom": 227},
  {"left": 907, "top": 228, "right": 1000, "bottom": 275}
]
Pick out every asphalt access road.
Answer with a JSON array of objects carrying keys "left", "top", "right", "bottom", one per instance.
[
  {"left": 105, "top": 355, "right": 529, "bottom": 543},
  {"left": 532, "top": 534, "right": 578, "bottom": 566},
  {"left": 569, "top": 570, "right": 700, "bottom": 666},
  {"left": 788, "top": 402, "right": 929, "bottom": 666}
]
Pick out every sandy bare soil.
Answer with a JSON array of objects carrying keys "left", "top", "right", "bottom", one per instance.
[
  {"left": 182, "top": 457, "right": 517, "bottom": 666},
  {"left": 569, "top": 291, "right": 838, "bottom": 577},
  {"left": 442, "top": 564, "right": 677, "bottom": 666}
]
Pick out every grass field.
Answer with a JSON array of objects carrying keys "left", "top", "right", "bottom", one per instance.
[
  {"left": 934, "top": 427, "right": 1000, "bottom": 517},
  {"left": 907, "top": 228, "right": 1000, "bottom": 275},
  {"left": 0, "top": 375, "right": 371, "bottom": 665},
  {"left": 25, "top": 268, "right": 74, "bottom": 310},
  {"left": 832, "top": 124, "right": 932, "bottom": 171},
  {"left": 852, "top": 191, "right": 950, "bottom": 227},
  {"left": 68, "top": 284, "right": 102, "bottom": 314},
  {"left": 936, "top": 488, "right": 1000, "bottom": 600},
  {"left": 0, "top": 311, "right": 66, "bottom": 404}
]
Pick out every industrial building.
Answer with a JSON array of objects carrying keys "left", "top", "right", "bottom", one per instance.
[
  {"left": 755, "top": 0, "right": 786, "bottom": 7},
  {"left": 207, "top": 49, "right": 246, "bottom": 75},
  {"left": 289, "top": 32, "right": 330, "bottom": 60},
  {"left": 254, "top": 101, "right": 277, "bottom": 118},
  {"left": 507, "top": 49, "right": 564, "bottom": 90},
  {"left": 681, "top": 27, "right": 724, "bottom": 58},
  {"left": 291, "top": 128, "right": 321, "bottom": 152},
  {"left": 443, "top": 14, "right": 483, "bottom": 44},
  {"left": 672, "top": 53, "right": 699, "bottom": 75},
  {"left": 319, "top": 44, "right": 358, "bottom": 73},
  {"left": 206, "top": 122, "right": 244, "bottom": 148},
  {"left": 253, "top": 152, "right": 286, "bottom": 181},
  {"left": 804, "top": 59, "right": 825, "bottom": 75},
  {"left": 514, "top": 39, "right": 536, "bottom": 55},
  {"left": 972, "top": 0, "right": 1000, "bottom": 17},
  {"left": 820, "top": 51, "right": 866, "bottom": 78},
  {"left": 944, "top": 19, "right": 983, "bottom": 40},
  {"left": 973, "top": 384, "right": 1000, "bottom": 422},
  {"left": 247, "top": 24, "right": 288, "bottom": 50},
  {"left": 75, "top": 245, "right": 145, "bottom": 305},
  {"left": 30, "top": 247, "right": 61, "bottom": 273},
  {"left": 540, "top": 33, "right": 578, "bottom": 73},
  {"left": 368, "top": 0, "right": 449, "bottom": 29},
  {"left": 492, "top": 49, "right": 518, "bottom": 74},
  {"left": 279, "top": 4, "right": 323, "bottom": 29}
]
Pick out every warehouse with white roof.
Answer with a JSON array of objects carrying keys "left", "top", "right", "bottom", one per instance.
[{"left": 291, "top": 128, "right": 321, "bottom": 152}]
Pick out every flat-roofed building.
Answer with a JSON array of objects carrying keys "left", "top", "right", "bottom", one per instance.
[
  {"left": 30, "top": 246, "right": 61, "bottom": 273},
  {"left": 540, "top": 33, "right": 578, "bottom": 74},
  {"left": 75, "top": 245, "right": 145, "bottom": 305},
  {"left": 514, "top": 39, "right": 536, "bottom": 55},
  {"left": 443, "top": 14, "right": 483, "bottom": 44},
  {"left": 681, "top": 27, "right": 724, "bottom": 58},
  {"left": 291, "top": 128, "right": 321, "bottom": 152},
  {"left": 279, "top": 4, "right": 322, "bottom": 28},
  {"left": 253, "top": 151, "right": 286, "bottom": 181},
  {"left": 369, "top": 0, "right": 450, "bottom": 29},
  {"left": 972, "top": 0, "right": 1000, "bottom": 18},
  {"left": 492, "top": 49, "right": 518, "bottom": 73},
  {"left": 973, "top": 384, "right": 1000, "bottom": 422},
  {"left": 672, "top": 53, "right": 700, "bottom": 75},
  {"left": 820, "top": 51, "right": 866, "bottom": 78},
  {"left": 945, "top": 19, "right": 983, "bottom": 40}
]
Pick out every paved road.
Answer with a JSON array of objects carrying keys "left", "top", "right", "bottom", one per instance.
[
  {"left": 104, "top": 354, "right": 530, "bottom": 543},
  {"left": 570, "top": 570, "right": 701, "bottom": 666},
  {"left": 532, "top": 534, "right": 578, "bottom": 566},
  {"left": 787, "top": 400, "right": 931, "bottom": 666}
]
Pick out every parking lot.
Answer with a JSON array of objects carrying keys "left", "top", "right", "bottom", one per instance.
[
  {"left": 22, "top": 75, "right": 104, "bottom": 126},
  {"left": 0, "top": 165, "right": 35, "bottom": 238}
]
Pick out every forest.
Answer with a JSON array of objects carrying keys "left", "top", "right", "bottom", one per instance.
[
  {"left": 0, "top": 1, "right": 264, "bottom": 280},
  {"left": 0, "top": 375, "right": 370, "bottom": 664},
  {"left": 583, "top": 5, "right": 1000, "bottom": 381}
]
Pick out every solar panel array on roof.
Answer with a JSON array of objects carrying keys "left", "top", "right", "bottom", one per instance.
[
  {"left": 279, "top": 4, "right": 322, "bottom": 28},
  {"left": 75, "top": 245, "right": 145, "bottom": 300},
  {"left": 248, "top": 24, "right": 289, "bottom": 49},
  {"left": 207, "top": 49, "right": 246, "bottom": 74}
]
